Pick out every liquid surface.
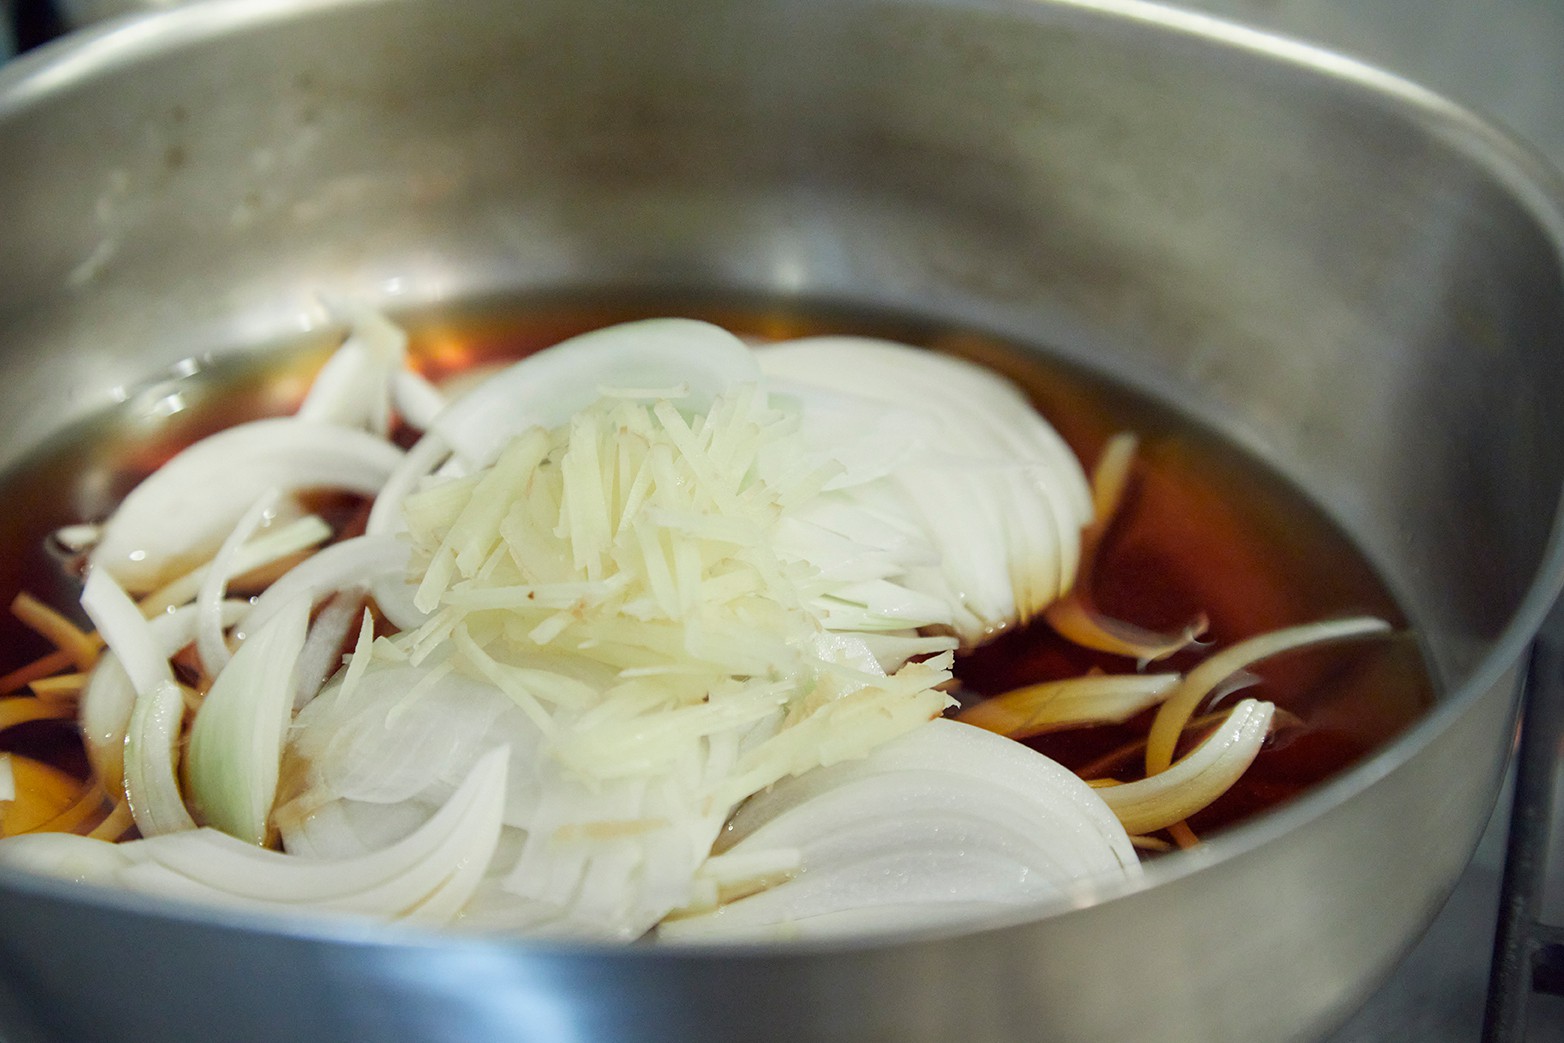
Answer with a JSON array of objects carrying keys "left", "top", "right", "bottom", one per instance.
[{"left": 0, "top": 295, "right": 1434, "bottom": 839}]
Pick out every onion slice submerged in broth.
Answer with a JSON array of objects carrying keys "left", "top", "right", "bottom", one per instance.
[{"left": 0, "top": 310, "right": 1398, "bottom": 942}]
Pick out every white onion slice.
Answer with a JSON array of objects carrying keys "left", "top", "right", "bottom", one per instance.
[
  {"left": 432, "top": 319, "right": 762, "bottom": 470},
  {"left": 757, "top": 338, "right": 1092, "bottom": 643},
  {"left": 660, "top": 720, "right": 1137, "bottom": 942},
  {"left": 79, "top": 571, "right": 195, "bottom": 837},
  {"left": 282, "top": 663, "right": 536, "bottom": 813},
  {"left": 760, "top": 386, "right": 923, "bottom": 490},
  {"left": 78, "top": 656, "right": 138, "bottom": 800},
  {"left": 90, "top": 418, "right": 404, "bottom": 593},
  {"left": 281, "top": 796, "right": 434, "bottom": 861},
  {"left": 186, "top": 596, "right": 310, "bottom": 845},
  {"left": 195, "top": 490, "right": 279, "bottom": 677},
  {"left": 79, "top": 600, "right": 249, "bottom": 798},
  {"left": 80, "top": 569, "right": 172, "bottom": 695},
  {"left": 725, "top": 719, "right": 1134, "bottom": 863},
  {"left": 956, "top": 674, "right": 1181, "bottom": 740},
  {"left": 292, "top": 593, "right": 367, "bottom": 709},
  {"left": 0, "top": 831, "right": 133, "bottom": 883},
  {"left": 298, "top": 301, "right": 408, "bottom": 436},
  {"left": 393, "top": 371, "right": 447, "bottom": 433},
  {"left": 0, "top": 747, "right": 509, "bottom": 925},
  {"left": 1145, "top": 616, "right": 1390, "bottom": 774},
  {"left": 367, "top": 433, "right": 452, "bottom": 538},
  {"left": 1097, "top": 699, "right": 1275, "bottom": 834},
  {"left": 122, "top": 678, "right": 196, "bottom": 837},
  {"left": 238, "top": 535, "right": 411, "bottom": 641},
  {"left": 138, "top": 514, "right": 332, "bottom": 616}
]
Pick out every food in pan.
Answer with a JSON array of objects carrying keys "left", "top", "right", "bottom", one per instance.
[{"left": 0, "top": 306, "right": 1413, "bottom": 941}]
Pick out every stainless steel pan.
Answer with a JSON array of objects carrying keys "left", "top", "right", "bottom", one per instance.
[{"left": 1, "top": 1, "right": 1563, "bottom": 1040}]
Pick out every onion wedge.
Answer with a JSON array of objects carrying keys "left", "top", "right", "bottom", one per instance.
[
  {"left": 139, "top": 514, "right": 332, "bottom": 617},
  {"left": 1043, "top": 433, "right": 1206, "bottom": 663},
  {"left": 433, "top": 318, "right": 763, "bottom": 470},
  {"left": 195, "top": 490, "right": 280, "bottom": 677},
  {"left": 1098, "top": 699, "right": 1274, "bottom": 834},
  {"left": 185, "top": 597, "right": 310, "bottom": 845},
  {"left": 90, "top": 418, "right": 403, "bottom": 593},
  {"left": 122, "top": 679, "right": 196, "bottom": 837},
  {"left": 956, "top": 673, "right": 1181, "bottom": 740},
  {"left": 660, "top": 720, "right": 1137, "bottom": 942},
  {"left": 1044, "top": 599, "right": 1208, "bottom": 664},
  {"left": 0, "top": 747, "right": 509, "bottom": 925},
  {"left": 393, "top": 371, "right": 446, "bottom": 433},
  {"left": 78, "top": 600, "right": 248, "bottom": 799},
  {"left": 298, "top": 300, "right": 408, "bottom": 435},
  {"left": 1145, "top": 616, "right": 1391, "bottom": 775},
  {"left": 81, "top": 569, "right": 195, "bottom": 835},
  {"left": 757, "top": 337, "right": 1092, "bottom": 643},
  {"left": 238, "top": 535, "right": 411, "bottom": 641}
]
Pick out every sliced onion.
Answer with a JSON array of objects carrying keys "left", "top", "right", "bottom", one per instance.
[
  {"left": 281, "top": 663, "right": 535, "bottom": 813},
  {"left": 1145, "top": 616, "right": 1391, "bottom": 775},
  {"left": 292, "top": 592, "right": 367, "bottom": 709},
  {"left": 144, "top": 745, "right": 506, "bottom": 914},
  {"left": 123, "top": 679, "right": 196, "bottom": 837},
  {"left": 1089, "top": 432, "right": 1139, "bottom": 520},
  {"left": 759, "top": 338, "right": 1091, "bottom": 525},
  {"left": 1042, "top": 433, "right": 1205, "bottom": 663},
  {"left": 393, "top": 371, "right": 447, "bottom": 433},
  {"left": 79, "top": 572, "right": 190, "bottom": 837},
  {"left": 725, "top": 719, "right": 1132, "bottom": 861},
  {"left": 139, "top": 514, "right": 332, "bottom": 617},
  {"left": 956, "top": 673, "right": 1181, "bottom": 740},
  {"left": 759, "top": 386, "right": 923, "bottom": 490},
  {"left": 0, "top": 747, "right": 509, "bottom": 925},
  {"left": 660, "top": 720, "right": 1137, "bottom": 942},
  {"left": 195, "top": 490, "right": 280, "bottom": 678},
  {"left": 51, "top": 523, "right": 101, "bottom": 553},
  {"left": 80, "top": 569, "right": 172, "bottom": 695},
  {"left": 757, "top": 338, "right": 1092, "bottom": 643},
  {"left": 1044, "top": 597, "right": 1208, "bottom": 663},
  {"left": 186, "top": 596, "right": 310, "bottom": 845},
  {"left": 80, "top": 600, "right": 248, "bottom": 798},
  {"left": 367, "top": 432, "right": 452, "bottom": 538},
  {"left": 298, "top": 300, "right": 408, "bottom": 436},
  {"left": 238, "top": 535, "right": 411, "bottom": 641},
  {"left": 87, "top": 800, "right": 134, "bottom": 842},
  {"left": 1098, "top": 699, "right": 1274, "bottom": 834},
  {"left": 432, "top": 319, "right": 762, "bottom": 470},
  {"left": 90, "top": 418, "right": 404, "bottom": 593},
  {"left": 281, "top": 796, "right": 434, "bottom": 861},
  {"left": 0, "top": 831, "right": 134, "bottom": 882}
]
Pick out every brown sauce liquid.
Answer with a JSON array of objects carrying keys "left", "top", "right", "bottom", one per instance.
[{"left": 0, "top": 295, "right": 1433, "bottom": 841}]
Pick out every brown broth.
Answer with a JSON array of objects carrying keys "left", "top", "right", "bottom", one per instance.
[{"left": 0, "top": 295, "right": 1433, "bottom": 841}]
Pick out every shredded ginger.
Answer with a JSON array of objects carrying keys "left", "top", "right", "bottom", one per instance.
[
  {"left": 265, "top": 374, "right": 961, "bottom": 936},
  {"left": 400, "top": 381, "right": 950, "bottom": 791},
  {"left": 394, "top": 385, "right": 955, "bottom": 799}
]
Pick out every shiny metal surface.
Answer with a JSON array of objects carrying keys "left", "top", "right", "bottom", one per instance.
[
  {"left": 1174, "top": 0, "right": 1564, "bottom": 170},
  {"left": 1, "top": 1, "right": 1563, "bottom": 1040}
]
